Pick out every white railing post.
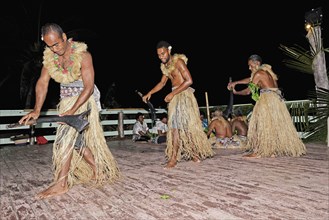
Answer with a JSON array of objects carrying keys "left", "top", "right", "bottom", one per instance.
[
  {"left": 118, "top": 111, "right": 124, "bottom": 139},
  {"left": 29, "top": 125, "right": 35, "bottom": 145}
]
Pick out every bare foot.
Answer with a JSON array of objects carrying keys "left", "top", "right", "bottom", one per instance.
[
  {"left": 243, "top": 152, "right": 260, "bottom": 158},
  {"left": 164, "top": 160, "right": 177, "bottom": 169},
  {"left": 35, "top": 183, "right": 69, "bottom": 199},
  {"left": 91, "top": 169, "right": 96, "bottom": 181},
  {"left": 192, "top": 156, "right": 201, "bottom": 163}
]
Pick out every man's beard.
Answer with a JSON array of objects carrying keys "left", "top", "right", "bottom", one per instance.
[{"left": 162, "top": 57, "right": 170, "bottom": 64}]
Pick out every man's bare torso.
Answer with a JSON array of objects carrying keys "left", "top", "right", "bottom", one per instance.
[
  {"left": 210, "top": 118, "right": 232, "bottom": 139},
  {"left": 170, "top": 65, "right": 185, "bottom": 88}
]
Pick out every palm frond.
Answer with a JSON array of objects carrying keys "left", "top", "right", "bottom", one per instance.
[
  {"left": 304, "top": 87, "right": 329, "bottom": 142},
  {"left": 279, "top": 44, "right": 313, "bottom": 74},
  {"left": 287, "top": 101, "right": 310, "bottom": 135},
  {"left": 279, "top": 23, "right": 329, "bottom": 142}
]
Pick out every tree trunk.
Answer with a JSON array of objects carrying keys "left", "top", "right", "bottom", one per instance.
[{"left": 306, "top": 26, "right": 329, "bottom": 90}]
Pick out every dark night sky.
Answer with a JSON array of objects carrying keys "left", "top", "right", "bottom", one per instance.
[{"left": 1, "top": 1, "right": 328, "bottom": 109}]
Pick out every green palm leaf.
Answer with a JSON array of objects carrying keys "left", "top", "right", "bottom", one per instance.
[
  {"left": 305, "top": 87, "right": 329, "bottom": 142},
  {"left": 279, "top": 44, "right": 313, "bottom": 74},
  {"left": 279, "top": 19, "right": 329, "bottom": 143}
]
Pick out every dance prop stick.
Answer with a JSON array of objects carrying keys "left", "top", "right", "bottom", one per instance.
[
  {"left": 205, "top": 92, "right": 210, "bottom": 124},
  {"left": 7, "top": 109, "right": 91, "bottom": 133},
  {"left": 223, "top": 77, "right": 234, "bottom": 119},
  {"left": 135, "top": 90, "right": 157, "bottom": 127}
]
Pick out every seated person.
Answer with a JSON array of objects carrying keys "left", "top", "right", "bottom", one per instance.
[
  {"left": 207, "top": 110, "right": 239, "bottom": 148},
  {"left": 153, "top": 113, "right": 168, "bottom": 144},
  {"left": 200, "top": 111, "right": 208, "bottom": 132},
  {"left": 132, "top": 112, "right": 151, "bottom": 142},
  {"left": 230, "top": 111, "right": 249, "bottom": 148}
]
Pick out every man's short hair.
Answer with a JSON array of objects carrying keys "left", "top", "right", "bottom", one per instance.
[
  {"left": 159, "top": 113, "right": 168, "bottom": 120},
  {"left": 233, "top": 108, "right": 243, "bottom": 117},
  {"left": 156, "top": 40, "right": 171, "bottom": 49},
  {"left": 41, "top": 23, "right": 64, "bottom": 40},
  {"left": 248, "top": 54, "right": 262, "bottom": 63},
  {"left": 136, "top": 112, "right": 144, "bottom": 119},
  {"left": 212, "top": 110, "right": 223, "bottom": 118}
]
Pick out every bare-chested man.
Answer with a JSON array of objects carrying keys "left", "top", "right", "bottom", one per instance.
[
  {"left": 230, "top": 112, "right": 248, "bottom": 148},
  {"left": 207, "top": 110, "right": 232, "bottom": 139},
  {"left": 142, "top": 41, "right": 214, "bottom": 168},
  {"left": 231, "top": 116, "right": 248, "bottom": 136},
  {"left": 19, "top": 23, "right": 120, "bottom": 199},
  {"left": 207, "top": 110, "right": 238, "bottom": 148},
  {"left": 227, "top": 54, "right": 306, "bottom": 158}
]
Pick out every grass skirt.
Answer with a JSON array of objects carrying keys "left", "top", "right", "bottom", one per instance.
[
  {"left": 166, "top": 88, "right": 214, "bottom": 161},
  {"left": 247, "top": 90, "right": 306, "bottom": 157},
  {"left": 52, "top": 95, "right": 120, "bottom": 189}
]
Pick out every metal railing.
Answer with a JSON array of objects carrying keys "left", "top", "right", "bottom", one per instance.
[
  {"left": 1, "top": 99, "right": 324, "bottom": 146},
  {"left": 0, "top": 108, "right": 167, "bottom": 145}
]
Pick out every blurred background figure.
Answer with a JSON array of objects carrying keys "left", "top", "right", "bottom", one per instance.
[
  {"left": 153, "top": 113, "right": 168, "bottom": 144},
  {"left": 207, "top": 110, "right": 239, "bottom": 148},
  {"left": 132, "top": 112, "right": 151, "bottom": 142},
  {"left": 200, "top": 111, "right": 208, "bottom": 132},
  {"left": 230, "top": 109, "right": 249, "bottom": 149}
]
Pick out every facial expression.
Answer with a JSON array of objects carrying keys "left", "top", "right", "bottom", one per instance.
[
  {"left": 138, "top": 115, "right": 144, "bottom": 122},
  {"left": 157, "top": 47, "right": 170, "bottom": 64},
  {"left": 162, "top": 117, "right": 168, "bottom": 124},
  {"left": 43, "top": 32, "right": 67, "bottom": 56},
  {"left": 248, "top": 60, "right": 260, "bottom": 74}
]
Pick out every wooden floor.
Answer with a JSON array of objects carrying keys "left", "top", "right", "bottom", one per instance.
[{"left": 0, "top": 139, "right": 328, "bottom": 220}]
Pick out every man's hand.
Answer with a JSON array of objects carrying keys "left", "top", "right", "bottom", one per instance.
[
  {"left": 59, "top": 109, "right": 75, "bottom": 117},
  {"left": 164, "top": 93, "right": 174, "bottom": 103},
  {"left": 19, "top": 111, "right": 40, "bottom": 125},
  {"left": 142, "top": 93, "right": 151, "bottom": 103},
  {"left": 227, "top": 82, "right": 236, "bottom": 91},
  {"left": 57, "top": 109, "right": 76, "bottom": 125}
]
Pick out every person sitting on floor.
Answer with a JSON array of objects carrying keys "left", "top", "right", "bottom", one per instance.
[
  {"left": 207, "top": 110, "right": 239, "bottom": 148},
  {"left": 132, "top": 112, "right": 151, "bottom": 142},
  {"left": 230, "top": 110, "right": 249, "bottom": 148},
  {"left": 153, "top": 113, "right": 168, "bottom": 144}
]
